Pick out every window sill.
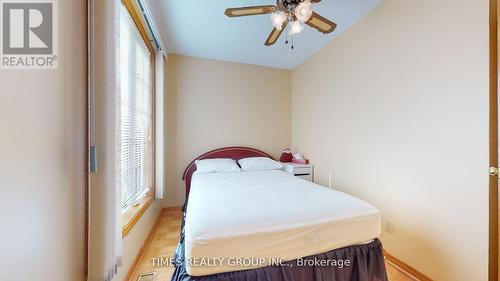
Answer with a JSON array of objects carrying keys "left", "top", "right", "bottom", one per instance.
[{"left": 122, "top": 190, "right": 154, "bottom": 238}]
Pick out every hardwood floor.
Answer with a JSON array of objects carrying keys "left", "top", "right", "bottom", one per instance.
[{"left": 129, "top": 209, "right": 418, "bottom": 281}]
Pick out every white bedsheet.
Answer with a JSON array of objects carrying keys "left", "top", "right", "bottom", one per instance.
[{"left": 185, "top": 170, "right": 381, "bottom": 276}]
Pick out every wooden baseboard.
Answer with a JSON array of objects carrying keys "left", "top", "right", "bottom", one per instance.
[
  {"left": 124, "top": 208, "right": 165, "bottom": 281},
  {"left": 384, "top": 251, "right": 433, "bottom": 281}
]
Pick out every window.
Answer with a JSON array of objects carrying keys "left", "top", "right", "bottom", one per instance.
[{"left": 120, "top": 2, "right": 154, "bottom": 233}]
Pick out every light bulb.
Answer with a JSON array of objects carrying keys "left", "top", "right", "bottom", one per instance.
[
  {"left": 295, "top": 0, "right": 313, "bottom": 23},
  {"left": 289, "top": 20, "right": 304, "bottom": 35},
  {"left": 270, "top": 11, "right": 287, "bottom": 30}
]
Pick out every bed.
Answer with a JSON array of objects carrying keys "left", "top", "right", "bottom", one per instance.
[{"left": 171, "top": 147, "right": 388, "bottom": 281}]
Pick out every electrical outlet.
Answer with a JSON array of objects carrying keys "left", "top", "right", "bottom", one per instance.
[{"left": 384, "top": 219, "right": 395, "bottom": 234}]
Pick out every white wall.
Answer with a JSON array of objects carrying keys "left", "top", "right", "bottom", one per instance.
[
  {"left": 0, "top": 1, "right": 86, "bottom": 281},
  {"left": 165, "top": 55, "right": 291, "bottom": 206},
  {"left": 291, "top": 0, "right": 489, "bottom": 280}
]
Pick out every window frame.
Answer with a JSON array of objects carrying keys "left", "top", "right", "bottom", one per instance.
[{"left": 120, "top": 0, "right": 156, "bottom": 238}]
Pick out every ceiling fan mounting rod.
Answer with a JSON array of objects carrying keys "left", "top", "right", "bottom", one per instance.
[
  {"left": 276, "top": 0, "right": 306, "bottom": 21},
  {"left": 277, "top": 0, "right": 303, "bottom": 10}
]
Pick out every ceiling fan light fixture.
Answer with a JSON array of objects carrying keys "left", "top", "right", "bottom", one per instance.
[
  {"left": 289, "top": 20, "right": 304, "bottom": 35},
  {"left": 224, "top": 1, "right": 337, "bottom": 47},
  {"left": 295, "top": 0, "right": 313, "bottom": 23},
  {"left": 270, "top": 11, "right": 287, "bottom": 30}
]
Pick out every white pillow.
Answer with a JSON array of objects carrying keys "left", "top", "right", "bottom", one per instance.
[
  {"left": 238, "top": 157, "right": 283, "bottom": 171},
  {"left": 195, "top": 158, "right": 241, "bottom": 174}
]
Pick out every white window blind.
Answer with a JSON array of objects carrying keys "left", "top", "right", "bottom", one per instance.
[{"left": 120, "top": 5, "right": 153, "bottom": 212}]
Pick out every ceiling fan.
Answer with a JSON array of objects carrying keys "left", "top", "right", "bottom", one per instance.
[{"left": 225, "top": 0, "right": 337, "bottom": 47}]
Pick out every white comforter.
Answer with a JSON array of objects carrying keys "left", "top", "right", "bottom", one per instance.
[{"left": 185, "top": 170, "right": 381, "bottom": 276}]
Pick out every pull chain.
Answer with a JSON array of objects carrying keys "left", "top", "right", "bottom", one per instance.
[
  {"left": 283, "top": 18, "right": 294, "bottom": 50},
  {"left": 285, "top": 19, "right": 290, "bottom": 45}
]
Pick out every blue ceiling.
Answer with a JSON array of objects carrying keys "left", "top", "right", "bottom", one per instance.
[{"left": 147, "top": 0, "right": 382, "bottom": 69}]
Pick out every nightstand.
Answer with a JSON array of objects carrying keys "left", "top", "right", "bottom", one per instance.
[{"left": 282, "top": 162, "right": 314, "bottom": 182}]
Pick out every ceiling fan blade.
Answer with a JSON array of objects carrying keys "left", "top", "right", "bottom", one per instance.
[
  {"left": 225, "top": 5, "right": 276, "bottom": 17},
  {"left": 306, "top": 12, "right": 337, "bottom": 34},
  {"left": 264, "top": 21, "right": 288, "bottom": 46}
]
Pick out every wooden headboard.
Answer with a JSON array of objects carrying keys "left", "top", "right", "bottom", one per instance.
[{"left": 182, "top": 146, "right": 274, "bottom": 197}]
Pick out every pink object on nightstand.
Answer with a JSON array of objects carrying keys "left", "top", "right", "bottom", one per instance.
[
  {"left": 292, "top": 158, "right": 309, "bottom": 164},
  {"left": 279, "top": 148, "right": 293, "bottom": 162}
]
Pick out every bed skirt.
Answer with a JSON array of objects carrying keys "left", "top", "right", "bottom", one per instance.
[{"left": 170, "top": 215, "right": 388, "bottom": 281}]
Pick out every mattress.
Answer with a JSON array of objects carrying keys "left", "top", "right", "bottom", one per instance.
[{"left": 185, "top": 170, "right": 381, "bottom": 276}]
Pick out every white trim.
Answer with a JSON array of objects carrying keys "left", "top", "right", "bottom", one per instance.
[
  {"left": 141, "top": 0, "right": 167, "bottom": 57},
  {"left": 154, "top": 52, "right": 164, "bottom": 199}
]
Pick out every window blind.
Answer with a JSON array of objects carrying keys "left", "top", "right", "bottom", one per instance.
[{"left": 120, "top": 5, "right": 153, "bottom": 212}]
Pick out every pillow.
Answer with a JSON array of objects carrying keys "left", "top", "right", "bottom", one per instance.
[
  {"left": 238, "top": 157, "right": 283, "bottom": 171},
  {"left": 195, "top": 158, "right": 241, "bottom": 174}
]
